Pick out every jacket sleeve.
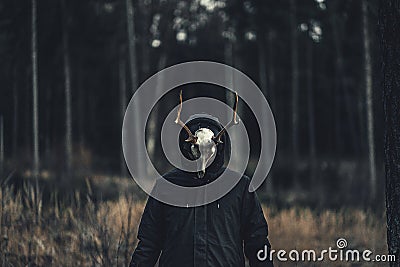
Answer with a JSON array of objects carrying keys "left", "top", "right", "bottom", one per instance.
[
  {"left": 241, "top": 179, "right": 274, "bottom": 267},
  {"left": 129, "top": 196, "right": 164, "bottom": 267}
]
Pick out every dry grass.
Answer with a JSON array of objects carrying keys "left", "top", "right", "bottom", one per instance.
[
  {"left": 265, "top": 207, "right": 388, "bottom": 266},
  {"left": 0, "top": 184, "right": 144, "bottom": 266},
  {"left": 0, "top": 184, "right": 388, "bottom": 266}
]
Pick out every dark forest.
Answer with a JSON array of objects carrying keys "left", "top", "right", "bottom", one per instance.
[{"left": 0, "top": 0, "right": 399, "bottom": 266}]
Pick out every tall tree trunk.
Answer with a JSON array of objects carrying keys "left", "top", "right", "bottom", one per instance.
[
  {"left": 126, "top": 0, "right": 144, "bottom": 177},
  {"left": 139, "top": 0, "right": 151, "bottom": 78},
  {"left": 267, "top": 30, "right": 277, "bottom": 197},
  {"left": 119, "top": 51, "right": 127, "bottom": 177},
  {"left": 330, "top": 5, "right": 359, "bottom": 158},
  {"left": 44, "top": 78, "right": 51, "bottom": 164},
  {"left": 24, "top": 72, "right": 31, "bottom": 155},
  {"left": 258, "top": 31, "right": 274, "bottom": 196},
  {"left": 31, "top": 0, "right": 41, "bottom": 227},
  {"left": 0, "top": 116, "right": 4, "bottom": 176},
  {"left": 290, "top": 0, "right": 299, "bottom": 188},
  {"left": 267, "top": 30, "right": 276, "bottom": 111},
  {"left": 12, "top": 66, "right": 18, "bottom": 161},
  {"left": 380, "top": 0, "right": 400, "bottom": 265},
  {"left": 77, "top": 58, "right": 85, "bottom": 149},
  {"left": 258, "top": 34, "right": 268, "bottom": 99},
  {"left": 31, "top": 0, "right": 40, "bottom": 178},
  {"left": 126, "top": 0, "right": 138, "bottom": 91},
  {"left": 362, "top": 0, "right": 377, "bottom": 202},
  {"left": 146, "top": 53, "right": 167, "bottom": 172},
  {"left": 331, "top": 15, "right": 344, "bottom": 156},
  {"left": 222, "top": 40, "right": 236, "bottom": 163},
  {"left": 62, "top": 0, "right": 72, "bottom": 175},
  {"left": 229, "top": 42, "right": 246, "bottom": 173},
  {"left": 307, "top": 39, "right": 317, "bottom": 185}
]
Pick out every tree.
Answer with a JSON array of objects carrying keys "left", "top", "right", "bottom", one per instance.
[
  {"left": 31, "top": 0, "right": 40, "bottom": 178},
  {"left": 126, "top": 0, "right": 138, "bottom": 91},
  {"left": 12, "top": 66, "right": 18, "bottom": 162},
  {"left": 362, "top": 0, "right": 377, "bottom": 201},
  {"left": 306, "top": 37, "right": 317, "bottom": 184},
  {"left": 329, "top": 1, "right": 360, "bottom": 157},
  {"left": 31, "top": 0, "right": 41, "bottom": 226},
  {"left": 119, "top": 48, "right": 127, "bottom": 177},
  {"left": 257, "top": 31, "right": 275, "bottom": 195},
  {"left": 380, "top": 0, "right": 400, "bottom": 265},
  {"left": 290, "top": 0, "right": 299, "bottom": 186},
  {"left": 221, "top": 1, "right": 243, "bottom": 172},
  {"left": 62, "top": 0, "right": 73, "bottom": 175},
  {"left": 126, "top": 0, "right": 145, "bottom": 177},
  {"left": 0, "top": 115, "right": 3, "bottom": 176}
]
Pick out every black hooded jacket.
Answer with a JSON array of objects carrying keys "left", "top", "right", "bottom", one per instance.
[{"left": 130, "top": 115, "right": 273, "bottom": 267}]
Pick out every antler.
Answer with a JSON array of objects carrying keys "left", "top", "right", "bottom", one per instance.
[
  {"left": 213, "top": 91, "right": 239, "bottom": 144},
  {"left": 175, "top": 90, "right": 197, "bottom": 143}
]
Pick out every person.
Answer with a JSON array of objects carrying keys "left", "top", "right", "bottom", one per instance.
[{"left": 130, "top": 113, "right": 274, "bottom": 267}]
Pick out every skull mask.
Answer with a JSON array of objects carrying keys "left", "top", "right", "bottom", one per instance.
[{"left": 175, "top": 91, "right": 239, "bottom": 178}]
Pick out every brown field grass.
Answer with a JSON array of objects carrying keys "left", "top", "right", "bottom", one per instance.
[
  {"left": 0, "top": 184, "right": 388, "bottom": 267},
  {"left": 265, "top": 207, "right": 388, "bottom": 266}
]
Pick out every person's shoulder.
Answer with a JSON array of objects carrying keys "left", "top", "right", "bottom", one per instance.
[
  {"left": 155, "top": 168, "right": 196, "bottom": 187},
  {"left": 224, "top": 168, "right": 250, "bottom": 180},
  {"left": 162, "top": 168, "right": 183, "bottom": 179},
  {"left": 223, "top": 168, "right": 252, "bottom": 189}
]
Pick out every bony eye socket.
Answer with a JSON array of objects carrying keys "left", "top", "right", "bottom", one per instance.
[{"left": 190, "top": 144, "right": 201, "bottom": 159}]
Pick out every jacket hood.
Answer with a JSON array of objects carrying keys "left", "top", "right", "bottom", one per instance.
[{"left": 178, "top": 113, "right": 231, "bottom": 181}]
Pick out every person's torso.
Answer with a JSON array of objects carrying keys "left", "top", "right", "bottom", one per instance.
[{"left": 158, "top": 169, "right": 248, "bottom": 267}]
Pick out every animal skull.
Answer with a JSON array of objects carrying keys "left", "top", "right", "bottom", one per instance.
[
  {"left": 175, "top": 91, "right": 239, "bottom": 178},
  {"left": 191, "top": 128, "right": 217, "bottom": 178}
]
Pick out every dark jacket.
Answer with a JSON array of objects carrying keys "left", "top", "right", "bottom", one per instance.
[{"left": 130, "top": 115, "right": 273, "bottom": 267}]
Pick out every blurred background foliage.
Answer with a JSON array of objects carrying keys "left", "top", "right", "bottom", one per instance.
[{"left": 0, "top": 0, "right": 382, "bottom": 208}]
